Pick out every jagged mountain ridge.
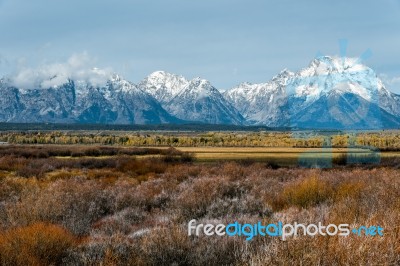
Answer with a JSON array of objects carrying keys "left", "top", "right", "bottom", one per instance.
[
  {"left": 139, "top": 74, "right": 245, "bottom": 125},
  {"left": 223, "top": 70, "right": 294, "bottom": 126},
  {"left": 224, "top": 56, "right": 400, "bottom": 129},
  {"left": 138, "top": 71, "right": 189, "bottom": 104},
  {"left": 0, "top": 55, "right": 399, "bottom": 128},
  {"left": 0, "top": 75, "right": 180, "bottom": 124}
]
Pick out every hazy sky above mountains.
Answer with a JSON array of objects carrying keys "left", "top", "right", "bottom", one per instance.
[{"left": 0, "top": 0, "right": 399, "bottom": 92}]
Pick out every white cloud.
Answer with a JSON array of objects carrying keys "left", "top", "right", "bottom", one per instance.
[
  {"left": 9, "top": 52, "right": 113, "bottom": 89},
  {"left": 389, "top": 76, "right": 400, "bottom": 84},
  {"left": 379, "top": 74, "right": 400, "bottom": 94}
]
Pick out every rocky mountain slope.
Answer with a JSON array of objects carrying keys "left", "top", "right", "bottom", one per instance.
[
  {"left": 224, "top": 56, "right": 400, "bottom": 129},
  {"left": 139, "top": 73, "right": 244, "bottom": 125},
  {"left": 0, "top": 75, "right": 179, "bottom": 124},
  {"left": 1, "top": 56, "right": 399, "bottom": 128}
]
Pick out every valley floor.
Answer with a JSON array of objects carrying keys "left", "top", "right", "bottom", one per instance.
[{"left": 0, "top": 144, "right": 399, "bottom": 265}]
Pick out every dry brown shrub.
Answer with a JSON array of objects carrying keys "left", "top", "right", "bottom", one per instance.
[
  {"left": 1, "top": 154, "right": 400, "bottom": 265},
  {"left": 86, "top": 169, "right": 122, "bottom": 180},
  {"left": 63, "top": 234, "right": 142, "bottom": 265},
  {"left": 6, "top": 177, "right": 112, "bottom": 236},
  {"left": 44, "top": 169, "right": 81, "bottom": 181},
  {"left": 0, "top": 176, "right": 27, "bottom": 202},
  {"left": 116, "top": 157, "right": 168, "bottom": 179},
  {"left": 114, "top": 178, "right": 178, "bottom": 213},
  {"left": 139, "top": 224, "right": 247, "bottom": 265},
  {"left": 279, "top": 175, "right": 334, "bottom": 209},
  {"left": 221, "top": 162, "right": 247, "bottom": 180},
  {"left": 163, "top": 164, "right": 202, "bottom": 182},
  {"left": 0, "top": 156, "right": 27, "bottom": 171},
  {"left": 173, "top": 177, "right": 224, "bottom": 220},
  {"left": 252, "top": 230, "right": 400, "bottom": 265},
  {"left": 140, "top": 226, "right": 192, "bottom": 265},
  {"left": 92, "top": 207, "right": 147, "bottom": 236},
  {"left": 334, "top": 180, "right": 366, "bottom": 200},
  {"left": 0, "top": 222, "right": 78, "bottom": 266}
]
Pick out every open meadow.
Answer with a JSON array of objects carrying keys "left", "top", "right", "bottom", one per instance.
[{"left": 0, "top": 131, "right": 399, "bottom": 265}]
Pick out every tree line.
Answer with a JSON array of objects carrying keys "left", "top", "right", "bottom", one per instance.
[{"left": 1, "top": 131, "right": 399, "bottom": 150}]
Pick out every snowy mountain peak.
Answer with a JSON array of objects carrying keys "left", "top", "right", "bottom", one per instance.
[
  {"left": 224, "top": 55, "right": 400, "bottom": 128},
  {"left": 275, "top": 68, "right": 294, "bottom": 78},
  {"left": 188, "top": 77, "right": 213, "bottom": 89},
  {"left": 139, "top": 71, "right": 189, "bottom": 103},
  {"left": 147, "top": 70, "right": 180, "bottom": 81},
  {"left": 302, "top": 56, "right": 368, "bottom": 77},
  {"left": 165, "top": 77, "right": 244, "bottom": 125},
  {"left": 271, "top": 69, "right": 295, "bottom": 85},
  {"left": 289, "top": 55, "right": 385, "bottom": 101},
  {"left": 146, "top": 70, "right": 188, "bottom": 83},
  {"left": 1, "top": 55, "right": 400, "bottom": 128},
  {"left": 173, "top": 78, "right": 220, "bottom": 101}
]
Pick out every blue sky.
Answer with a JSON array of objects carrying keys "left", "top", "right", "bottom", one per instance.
[{"left": 0, "top": 0, "right": 399, "bottom": 91}]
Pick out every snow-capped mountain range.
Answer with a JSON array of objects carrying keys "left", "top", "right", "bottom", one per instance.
[
  {"left": 224, "top": 56, "right": 400, "bottom": 128},
  {"left": 1, "top": 56, "right": 399, "bottom": 129},
  {"left": 140, "top": 72, "right": 244, "bottom": 125}
]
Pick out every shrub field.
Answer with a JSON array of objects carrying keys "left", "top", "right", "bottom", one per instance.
[{"left": 0, "top": 144, "right": 398, "bottom": 265}]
